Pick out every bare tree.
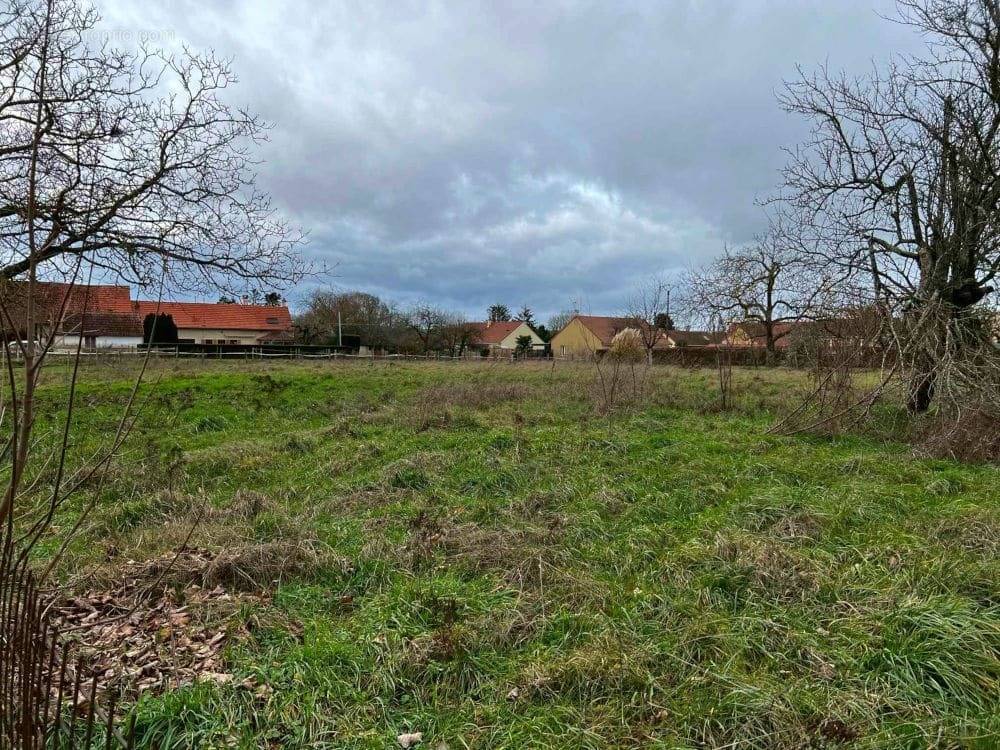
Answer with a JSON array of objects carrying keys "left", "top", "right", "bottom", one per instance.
[
  {"left": 0, "top": 1, "right": 300, "bottom": 538},
  {"left": 0, "top": 0, "right": 304, "bottom": 293},
  {"left": 779, "top": 0, "right": 1000, "bottom": 411},
  {"left": 546, "top": 308, "right": 577, "bottom": 336},
  {"left": 406, "top": 304, "right": 449, "bottom": 354},
  {"left": 297, "top": 289, "right": 402, "bottom": 349},
  {"left": 623, "top": 277, "right": 673, "bottom": 365},
  {"left": 686, "top": 226, "right": 835, "bottom": 357},
  {"left": 439, "top": 314, "right": 479, "bottom": 357}
]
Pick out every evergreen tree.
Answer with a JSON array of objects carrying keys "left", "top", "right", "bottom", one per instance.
[
  {"left": 142, "top": 313, "right": 179, "bottom": 344},
  {"left": 488, "top": 304, "right": 511, "bottom": 322}
]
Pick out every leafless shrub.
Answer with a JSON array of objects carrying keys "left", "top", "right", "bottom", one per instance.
[
  {"left": 771, "top": 306, "right": 896, "bottom": 437},
  {"left": 608, "top": 328, "right": 645, "bottom": 363},
  {"left": 918, "top": 407, "right": 1000, "bottom": 463},
  {"left": 590, "top": 340, "right": 650, "bottom": 416},
  {"left": 622, "top": 276, "right": 674, "bottom": 365},
  {"left": 715, "top": 344, "right": 734, "bottom": 412},
  {"left": 684, "top": 217, "right": 840, "bottom": 358}
]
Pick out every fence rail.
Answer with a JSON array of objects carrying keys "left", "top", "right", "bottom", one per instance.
[
  {"left": 0, "top": 538, "right": 135, "bottom": 749},
  {"left": 28, "top": 345, "right": 768, "bottom": 363},
  {"left": 13, "top": 343, "right": 891, "bottom": 370}
]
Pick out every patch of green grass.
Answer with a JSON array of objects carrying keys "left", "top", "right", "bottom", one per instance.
[{"left": 20, "top": 359, "right": 1000, "bottom": 748}]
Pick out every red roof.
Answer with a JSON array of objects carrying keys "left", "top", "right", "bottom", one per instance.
[
  {"left": 38, "top": 283, "right": 132, "bottom": 313},
  {"left": 571, "top": 316, "right": 633, "bottom": 347},
  {"left": 3, "top": 282, "right": 133, "bottom": 316},
  {"left": 471, "top": 320, "right": 526, "bottom": 345},
  {"left": 0, "top": 282, "right": 293, "bottom": 337},
  {"left": 726, "top": 321, "right": 797, "bottom": 348},
  {"left": 131, "top": 301, "right": 292, "bottom": 332},
  {"left": 1, "top": 282, "right": 135, "bottom": 337},
  {"left": 63, "top": 311, "right": 143, "bottom": 337}
]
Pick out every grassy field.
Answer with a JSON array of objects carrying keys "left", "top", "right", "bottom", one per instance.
[{"left": 22, "top": 359, "right": 1000, "bottom": 748}]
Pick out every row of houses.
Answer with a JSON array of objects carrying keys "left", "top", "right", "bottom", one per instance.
[
  {"left": 548, "top": 315, "right": 878, "bottom": 357},
  {"left": 469, "top": 315, "right": 826, "bottom": 357},
  {"left": 549, "top": 315, "right": 723, "bottom": 357},
  {"left": 2, "top": 281, "right": 850, "bottom": 356},
  {"left": 2, "top": 283, "right": 293, "bottom": 347}
]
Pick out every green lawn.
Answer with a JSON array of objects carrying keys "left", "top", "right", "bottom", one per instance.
[{"left": 24, "top": 359, "right": 1000, "bottom": 748}]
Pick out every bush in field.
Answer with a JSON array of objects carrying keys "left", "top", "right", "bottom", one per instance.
[
  {"left": 515, "top": 334, "right": 533, "bottom": 357},
  {"left": 609, "top": 328, "right": 644, "bottom": 363}
]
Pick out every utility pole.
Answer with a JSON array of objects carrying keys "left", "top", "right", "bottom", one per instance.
[{"left": 337, "top": 309, "right": 342, "bottom": 348}]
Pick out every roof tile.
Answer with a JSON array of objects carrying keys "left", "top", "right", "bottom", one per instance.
[{"left": 131, "top": 301, "right": 292, "bottom": 332}]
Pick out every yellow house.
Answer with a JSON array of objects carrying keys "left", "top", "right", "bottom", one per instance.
[{"left": 550, "top": 315, "right": 630, "bottom": 358}]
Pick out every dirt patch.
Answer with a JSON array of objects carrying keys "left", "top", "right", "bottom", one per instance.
[
  {"left": 51, "top": 549, "right": 269, "bottom": 698},
  {"left": 141, "top": 541, "right": 346, "bottom": 591}
]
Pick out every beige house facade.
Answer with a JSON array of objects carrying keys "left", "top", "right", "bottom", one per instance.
[{"left": 472, "top": 320, "right": 545, "bottom": 352}]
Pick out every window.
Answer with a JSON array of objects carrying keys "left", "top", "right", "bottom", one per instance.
[
  {"left": 266, "top": 317, "right": 279, "bottom": 325},
  {"left": 560, "top": 345, "right": 567, "bottom": 355},
  {"left": 84, "top": 335, "right": 97, "bottom": 349}
]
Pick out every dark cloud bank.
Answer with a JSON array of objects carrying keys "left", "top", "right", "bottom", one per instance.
[{"left": 100, "top": 0, "right": 920, "bottom": 318}]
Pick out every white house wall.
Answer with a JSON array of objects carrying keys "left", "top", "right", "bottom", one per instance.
[
  {"left": 498, "top": 323, "right": 545, "bottom": 349},
  {"left": 54, "top": 335, "right": 142, "bottom": 349}
]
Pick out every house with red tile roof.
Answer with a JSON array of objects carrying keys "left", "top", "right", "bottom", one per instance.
[
  {"left": 131, "top": 300, "right": 293, "bottom": 344},
  {"left": 3, "top": 282, "right": 293, "bottom": 347},
  {"left": 55, "top": 311, "right": 145, "bottom": 349},
  {"left": 470, "top": 320, "right": 544, "bottom": 352}
]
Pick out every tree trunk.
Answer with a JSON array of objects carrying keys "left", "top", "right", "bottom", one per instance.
[
  {"left": 908, "top": 366, "right": 936, "bottom": 413},
  {"left": 765, "top": 332, "right": 776, "bottom": 365}
]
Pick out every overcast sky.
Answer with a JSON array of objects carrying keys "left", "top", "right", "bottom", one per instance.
[{"left": 98, "top": 0, "right": 920, "bottom": 321}]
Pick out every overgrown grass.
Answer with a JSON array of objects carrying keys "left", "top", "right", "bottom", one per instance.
[{"left": 20, "top": 359, "right": 1000, "bottom": 748}]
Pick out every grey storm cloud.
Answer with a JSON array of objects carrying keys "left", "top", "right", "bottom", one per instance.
[{"left": 97, "top": 0, "right": 920, "bottom": 319}]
